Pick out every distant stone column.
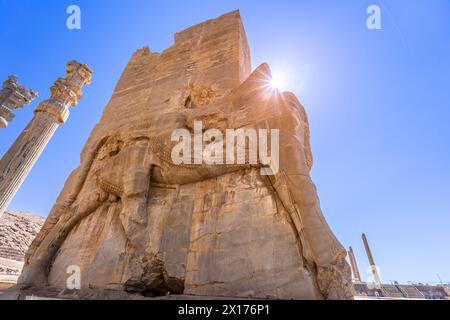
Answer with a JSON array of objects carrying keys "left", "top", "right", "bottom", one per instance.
[
  {"left": 0, "top": 76, "right": 38, "bottom": 128},
  {"left": 348, "top": 246, "right": 362, "bottom": 282},
  {"left": 362, "top": 233, "right": 381, "bottom": 285},
  {"left": 0, "top": 61, "right": 92, "bottom": 217}
]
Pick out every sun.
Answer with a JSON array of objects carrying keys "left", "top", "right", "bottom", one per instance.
[{"left": 269, "top": 74, "right": 286, "bottom": 91}]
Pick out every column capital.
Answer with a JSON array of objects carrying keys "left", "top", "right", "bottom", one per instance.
[
  {"left": 0, "top": 76, "right": 38, "bottom": 128},
  {"left": 35, "top": 61, "right": 92, "bottom": 123}
]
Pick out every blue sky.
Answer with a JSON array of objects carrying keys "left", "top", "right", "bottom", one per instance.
[{"left": 1, "top": 0, "right": 449, "bottom": 285}]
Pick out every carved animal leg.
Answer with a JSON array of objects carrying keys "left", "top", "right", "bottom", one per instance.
[
  {"left": 121, "top": 171, "right": 151, "bottom": 226},
  {"left": 118, "top": 140, "right": 153, "bottom": 248},
  {"left": 266, "top": 113, "right": 353, "bottom": 298},
  {"left": 19, "top": 191, "right": 105, "bottom": 286},
  {"left": 262, "top": 107, "right": 345, "bottom": 268},
  {"left": 281, "top": 186, "right": 352, "bottom": 296},
  {"left": 287, "top": 173, "right": 344, "bottom": 267},
  {"left": 267, "top": 171, "right": 314, "bottom": 262}
]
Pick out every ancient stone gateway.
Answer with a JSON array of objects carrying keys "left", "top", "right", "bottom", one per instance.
[{"left": 19, "top": 11, "right": 354, "bottom": 300}]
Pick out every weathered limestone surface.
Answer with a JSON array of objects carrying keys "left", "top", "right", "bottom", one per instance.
[
  {"left": 19, "top": 11, "right": 353, "bottom": 299},
  {"left": 46, "top": 169, "right": 319, "bottom": 299}
]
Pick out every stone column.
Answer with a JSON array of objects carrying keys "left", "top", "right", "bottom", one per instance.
[
  {"left": 362, "top": 233, "right": 381, "bottom": 285},
  {"left": 0, "top": 61, "right": 92, "bottom": 217},
  {"left": 0, "top": 76, "right": 38, "bottom": 128},
  {"left": 348, "top": 246, "right": 362, "bottom": 282}
]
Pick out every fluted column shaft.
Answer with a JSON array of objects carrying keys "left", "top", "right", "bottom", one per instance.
[{"left": 0, "top": 114, "right": 58, "bottom": 214}]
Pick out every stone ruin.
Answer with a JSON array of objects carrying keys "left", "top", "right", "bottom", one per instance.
[
  {"left": 0, "top": 211, "right": 44, "bottom": 292},
  {"left": 16, "top": 11, "right": 354, "bottom": 300}
]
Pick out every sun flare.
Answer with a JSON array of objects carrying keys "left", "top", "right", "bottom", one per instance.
[{"left": 269, "top": 73, "right": 286, "bottom": 91}]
